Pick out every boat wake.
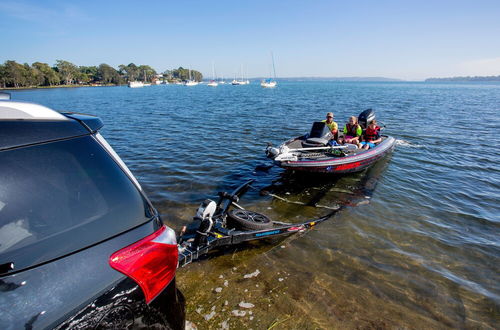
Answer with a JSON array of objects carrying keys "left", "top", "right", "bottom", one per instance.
[{"left": 396, "top": 139, "right": 422, "bottom": 148}]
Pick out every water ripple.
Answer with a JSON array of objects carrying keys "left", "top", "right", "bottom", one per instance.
[{"left": 11, "top": 81, "right": 500, "bottom": 328}]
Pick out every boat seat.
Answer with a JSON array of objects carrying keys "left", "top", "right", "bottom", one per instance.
[
  {"left": 303, "top": 121, "right": 334, "bottom": 147},
  {"left": 303, "top": 137, "right": 329, "bottom": 147}
]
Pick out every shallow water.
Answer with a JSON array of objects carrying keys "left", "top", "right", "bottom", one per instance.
[{"left": 10, "top": 81, "right": 500, "bottom": 328}]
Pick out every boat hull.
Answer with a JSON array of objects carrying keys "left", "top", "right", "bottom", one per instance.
[
  {"left": 261, "top": 81, "right": 277, "bottom": 88},
  {"left": 272, "top": 136, "right": 396, "bottom": 174},
  {"left": 128, "top": 81, "right": 144, "bottom": 88}
]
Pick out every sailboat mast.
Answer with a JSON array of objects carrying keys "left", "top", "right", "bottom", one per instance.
[{"left": 271, "top": 52, "right": 276, "bottom": 79}]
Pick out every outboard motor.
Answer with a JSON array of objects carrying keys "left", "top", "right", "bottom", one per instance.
[
  {"left": 193, "top": 199, "right": 217, "bottom": 248},
  {"left": 303, "top": 122, "right": 332, "bottom": 147},
  {"left": 358, "top": 108, "right": 376, "bottom": 129}
]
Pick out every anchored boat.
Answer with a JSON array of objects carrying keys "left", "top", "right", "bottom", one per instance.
[{"left": 266, "top": 109, "right": 396, "bottom": 174}]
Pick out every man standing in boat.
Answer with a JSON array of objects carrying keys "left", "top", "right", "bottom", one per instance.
[{"left": 322, "top": 112, "right": 339, "bottom": 143}]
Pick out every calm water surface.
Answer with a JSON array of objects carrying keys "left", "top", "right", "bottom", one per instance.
[{"left": 11, "top": 81, "right": 500, "bottom": 328}]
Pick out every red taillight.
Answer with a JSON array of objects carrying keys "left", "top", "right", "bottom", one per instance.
[{"left": 109, "top": 225, "right": 178, "bottom": 304}]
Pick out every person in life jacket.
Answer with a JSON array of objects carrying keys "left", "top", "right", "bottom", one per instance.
[
  {"left": 360, "top": 119, "right": 382, "bottom": 150},
  {"left": 321, "top": 112, "right": 338, "bottom": 145},
  {"left": 339, "top": 116, "right": 362, "bottom": 146}
]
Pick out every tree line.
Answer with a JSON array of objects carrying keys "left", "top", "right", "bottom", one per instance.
[{"left": 0, "top": 60, "right": 203, "bottom": 88}]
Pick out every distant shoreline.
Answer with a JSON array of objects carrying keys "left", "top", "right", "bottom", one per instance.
[
  {"left": 1, "top": 84, "right": 121, "bottom": 91},
  {"left": 2, "top": 79, "right": 500, "bottom": 92},
  {"left": 425, "top": 75, "right": 500, "bottom": 82}
]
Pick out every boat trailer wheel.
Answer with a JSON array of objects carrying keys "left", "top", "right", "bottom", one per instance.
[{"left": 228, "top": 209, "right": 273, "bottom": 230}]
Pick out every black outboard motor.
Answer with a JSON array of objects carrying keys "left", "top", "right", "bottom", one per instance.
[{"left": 358, "top": 108, "right": 376, "bottom": 129}]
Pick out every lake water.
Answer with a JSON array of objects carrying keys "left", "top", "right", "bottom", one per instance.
[{"left": 10, "top": 81, "right": 500, "bottom": 328}]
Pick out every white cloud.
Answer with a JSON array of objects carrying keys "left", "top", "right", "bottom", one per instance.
[{"left": 458, "top": 57, "right": 500, "bottom": 76}]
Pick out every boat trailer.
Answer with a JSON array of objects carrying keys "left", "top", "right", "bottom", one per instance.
[{"left": 177, "top": 180, "right": 339, "bottom": 268}]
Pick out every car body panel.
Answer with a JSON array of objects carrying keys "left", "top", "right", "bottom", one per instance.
[
  {"left": 0, "top": 220, "right": 167, "bottom": 329},
  {"left": 62, "top": 113, "right": 104, "bottom": 133},
  {"left": 0, "top": 101, "right": 185, "bottom": 329}
]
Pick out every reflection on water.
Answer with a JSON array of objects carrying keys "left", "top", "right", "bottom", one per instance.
[
  {"left": 10, "top": 82, "right": 500, "bottom": 328},
  {"left": 179, "top": 156, "right": 454, "bottom": 329}
]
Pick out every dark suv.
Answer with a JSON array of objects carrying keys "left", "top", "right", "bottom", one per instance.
[{"left": 0, "top": 97, "right": 185, "bottom": 329}]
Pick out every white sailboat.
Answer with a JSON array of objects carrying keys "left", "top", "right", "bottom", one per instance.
[
  {"left": 261, "top": 52, "right": 278, "bottom": 88},
  {"left": 232, "top": 65, "right": 249, "bottom": 85},
  {"left": 243, "top": 65, "right": 250, "bottom": 84},
  {"left": 231, "top": 73, "right": 241, "bottom": 85},
  {"left": 185, "top": 68, "right": 199, "bottom": 86},
  {"left": 207, "top": 62, "right": 218, "bottom": 87}
]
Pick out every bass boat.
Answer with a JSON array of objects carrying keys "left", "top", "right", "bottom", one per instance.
[{"left": 266, "top": 109, "right": 396, "bottom": 174}]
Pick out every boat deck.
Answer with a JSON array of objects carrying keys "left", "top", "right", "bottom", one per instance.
[{"left": 288, "top": 136, "right": 389, "bottom": 159}]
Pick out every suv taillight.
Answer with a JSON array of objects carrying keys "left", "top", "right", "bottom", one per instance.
[{"left": 109, "top": 225, "right": 178, "bottom": 303}]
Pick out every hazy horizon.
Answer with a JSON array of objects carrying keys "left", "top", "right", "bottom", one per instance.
[{"left": 1, "top": 0, "right": 499, "bottom": 80}]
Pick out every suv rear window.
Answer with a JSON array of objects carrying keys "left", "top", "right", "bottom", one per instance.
[{"left": 0, "top": 136, "right": 152, "bottom": 272}]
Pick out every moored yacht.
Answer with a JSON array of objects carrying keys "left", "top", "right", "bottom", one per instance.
[
  {"left": 261, "top": 79, "right": 277, "bottom": 88},
  {"left": 184, "top": 68, "right": 199, "bottom": 86},
  {"left": 128, "top": 81, "right": 144, "bottom": 88},
  {"left": 207, "top": 62, "right": 218, "bottom": 87},
  {"left": 261, "top": 52, "right": 278, "bottom": 88}
]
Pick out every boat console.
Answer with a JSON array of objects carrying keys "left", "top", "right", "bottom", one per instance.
[{"left": 303, "top": 121, "right": 332, "bottom": 147}]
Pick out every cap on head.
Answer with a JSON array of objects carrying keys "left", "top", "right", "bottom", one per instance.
[{"left": 326, "top": 112, "right": 334, "bottom": 117}]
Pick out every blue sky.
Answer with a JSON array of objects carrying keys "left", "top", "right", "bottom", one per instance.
[{"left": 1, "top": 0, "right": 499, "bottom": 80}]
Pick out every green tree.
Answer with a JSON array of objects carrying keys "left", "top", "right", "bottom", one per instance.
[
  {"left": 137, "top": 65, "right": 157, "bottom": 82},
  {"left": 79, "top": 66, "right": 99, "bottom": 83},
  {"left": 191, "top": 70, "right": 203, "bottom": 82},
  {"left": 23, "top": 63, "right": 42, "bottom": 86},
  {"left": 170, "top": 67, "right": 202, "bottom": 81},
  {"left": 3, "top": 60, "right": 26, "bottom": 87},
  {"left": 0, "top": 63, "right": 6, "bottom": 88},
  {"left": 171, "top": 67, "right": 187, "bottom": 80},
  {"left": 32, "top": 62, "right": 59, "bottom": 86},
  {"left": 97, "top": 63, "right": 121, "bottom": 84},
  {"left": 163, "top": 70, "right": 173, "bottom": 81},
  {"left": 56, "top": 60, "right": 79, "bottom": 85},
  {"left": 119, "top": 63, "right": 139, "bottom": 81}
]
